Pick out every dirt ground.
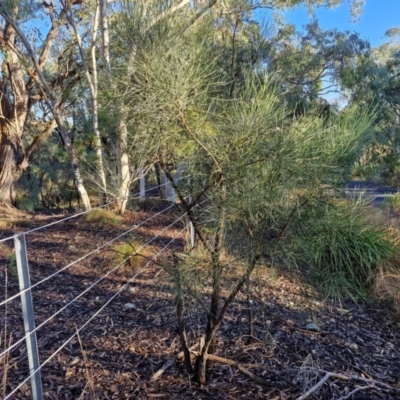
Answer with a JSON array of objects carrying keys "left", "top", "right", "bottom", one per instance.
[{"left": 0, "top": 204, "right": 399, "bottom": 400}]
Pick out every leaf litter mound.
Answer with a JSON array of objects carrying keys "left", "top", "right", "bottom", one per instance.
[{"left": 0, "top": 206, "right": 399, "bottom": 400}]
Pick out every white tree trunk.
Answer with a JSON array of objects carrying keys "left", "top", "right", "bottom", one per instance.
[
  {"left": 67, "top": 3, "right": 107, "bottom": 205},
  {"left": 100, "top": 0, "right": 131, "bottom": 213},
  {"left": 91, "top": 5, "right": 107, "bottom": 204},
  {"left": 116, "top": 115, "right": 131, "bottom": 213}
]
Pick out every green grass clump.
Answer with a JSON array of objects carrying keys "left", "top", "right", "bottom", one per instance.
[
  {"left": 297, "top": 201, "right": 398, "bottom": 300},
  {"left": 83, "top": 209, "right": 122, "bottom": 226},
  {"left": 107, "top": 239, "right": 153, "bottom": 275}
]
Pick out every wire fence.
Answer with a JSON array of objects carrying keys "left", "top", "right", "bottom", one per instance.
[
  {"left": 0, "top": 190, "right": 198, "bottom": 399},
  {"left": 0, "top": 202, "right": 177, "bottom": 310},
  {"left": 0, "top": 175, "right": 190, "bottom": 244}
]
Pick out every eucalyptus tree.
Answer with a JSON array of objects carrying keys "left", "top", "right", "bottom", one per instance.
[
  {"left": 66, "top": 0, "right": 108, "bottom": 204},
  {"left": 258, "top": 20, "right": 370, "bottom": 115},
  {"left": 0, "top": 1, "right": 91, "bottom": 210},
  {"left": 339, "top": 29, "right": 400, "bottom": 181},
  {"left": 99, "top": 0, "right": 131, "bottom": 213}
]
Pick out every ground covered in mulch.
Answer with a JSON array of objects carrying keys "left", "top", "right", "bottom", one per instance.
[{"left": 0, "top": 203, "right": 399, "bottom": 400}]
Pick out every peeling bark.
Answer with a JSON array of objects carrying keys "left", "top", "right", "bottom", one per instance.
[{"left": 0, "top": 123, "right": 25, "bottom": 203}]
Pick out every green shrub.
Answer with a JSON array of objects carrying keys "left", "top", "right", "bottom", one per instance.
[{"left": 14, "top": 190, "right": 35, "bottom": 212}]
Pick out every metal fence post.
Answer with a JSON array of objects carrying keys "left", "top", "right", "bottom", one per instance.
[
  {"left": 14, "top": 234, "right": 43, "bottom": 400},
  {"left": 139, "top": 166, "right": 145, "bottom": 202},
  {"left": 190, "top": 221, "right": 195, "bottom": 249},
  {"left": 188, "top": 193, "right": 195, "bottom": 249}
]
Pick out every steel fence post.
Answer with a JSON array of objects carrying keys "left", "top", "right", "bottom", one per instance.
[
  {"left": 139, "top": 166, "right": 145, "bottom": 202},
  {"left": 188, "top": 193, "right": 195, "bottom": 249},
  {"left": 14, "top": 234, "right": 43, "bottom": 400}
]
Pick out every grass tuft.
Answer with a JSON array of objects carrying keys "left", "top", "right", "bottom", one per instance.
[
  {"left": 297, "top": 201, "right": 399, "bottom": 301},
  {"left": 107, "top": 238, "right": 153, "bottom": 276},
  {"left": 83, "top": 209, "right": 122, "bottom": 226}
]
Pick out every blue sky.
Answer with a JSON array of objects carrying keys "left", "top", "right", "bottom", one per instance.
[{"left": 285, "top": 0, "right": 400, "bottom": 48}]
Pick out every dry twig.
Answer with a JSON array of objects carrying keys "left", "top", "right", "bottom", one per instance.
[
  {"left": 296, "top": 369, "right": 399, "bottom": 400},
  {"left": 206, "top": 354, "right": 267, "bottom": 385},
  {"left": 337, "top": 385, "right": 374, "bottom": 400},
  {"left": 150, "top": 360, "right": 174, "bottom": 382}
]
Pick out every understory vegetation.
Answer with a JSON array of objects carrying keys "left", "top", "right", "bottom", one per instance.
[{"left": 1, "top": 0, "right": 400, "bottom": 397}]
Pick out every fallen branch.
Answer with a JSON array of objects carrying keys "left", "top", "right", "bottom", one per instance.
[
  {"left": 150, "top": 360, "right": 173, "bottom": 382},
  {"left": 295, "top": 373, "right": 331, "bottom": 400},
  {"left": 206, "top": 354, "right": 267, "bottom": 385},
  {"left": 206, "top": 354, "right": 235, "bottom": 366},
  {"left": 321, "top": 370, "right": 398, "bottom": 391},
  {"left": 296, "top": 369, "right": 399, "bottom": 400},
  {"left": 236, "top": 364, "right": 268, "bottom": 385}
]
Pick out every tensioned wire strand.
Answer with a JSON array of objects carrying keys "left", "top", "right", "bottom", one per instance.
[
  {"left": 0, "top": 201, "right": 177, "bottom": 309},
  {"left": 3, "top": 225, "right": 187, "bottom": 400},
  {"left": 0, "top": 211, "right": 188, "bottom": 361},
  {"left": 0, "top": 187, "right": 206, "bottom": 309},
  {"left": 0, "top": 173, "right": 196, "bottom": 243},
  {"left": 0, "top": 199, "right": 205, "bottom": 364}
]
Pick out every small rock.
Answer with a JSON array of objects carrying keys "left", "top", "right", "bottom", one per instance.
[
  {"left": 306, "top": 323, "right": 320, "bottom": 332},
  {"left": 124, "top": 303, "right": 136, "bottom": 310},
  {"left": 349, "top": 342, "right": 358, "bottom": 351}
]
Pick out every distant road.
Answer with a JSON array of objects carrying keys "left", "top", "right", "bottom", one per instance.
[{"left": 346, "top": 181, "right": 399, "bottom": 206}]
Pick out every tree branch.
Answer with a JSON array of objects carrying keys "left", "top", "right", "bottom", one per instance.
[{"left": 24, "top": 119, "right": 57, "bottom": 161}]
